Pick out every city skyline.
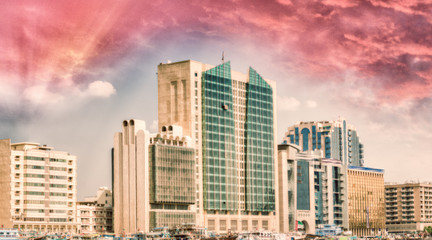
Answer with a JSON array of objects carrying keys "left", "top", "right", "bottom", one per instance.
[{"left": 0, "top": 1, "right": 431, "bottom": 199}]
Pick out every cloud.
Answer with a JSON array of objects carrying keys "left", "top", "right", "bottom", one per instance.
[
  {"left": 306, "top": 100, "right": 317, "bottom": 108},
  {"left": 278, "top": 96, "right": 300, "bottom": 111},
  {"left": 1, "top": 0, "right": 431, "bottom": 109},
  {"left": 23, "top": 85, "right": 64, "bottom": 105},
  {"left": 84, "top": 81, "right": 116, "bottom": 98}
]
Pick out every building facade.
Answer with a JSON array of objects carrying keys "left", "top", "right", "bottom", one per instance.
[
  {"left": 112, "top": 120, "right": 195, "bottom": 234},
  {"left": 385, "top": 182, "right": 432, "bottom": 233},
  {"left": 295, "top": 152, "right": 317, "bottom": 234},
  {"left": 278, "top": 143, "right": 348, "bottom": 234},
  {"left": 77, "top": 187, "right": 113, "bottom": 234},
  {"left": 277, "top": 144, "right": 298, "bottom": 233},
  {"left": 347, "top": 166, "right": 385, "bottom": 236},
  {"left": 283, "top": 118, "right": 364, "bottom": 166},
  {"left": 0, "top": 139, "right": 77, "bottom": 233},
  {"left": 158, "top": 60, "right": 278, "bottom": 232},
  {"left": 314, "top": 158, "right": 349, "bottom": 230}
]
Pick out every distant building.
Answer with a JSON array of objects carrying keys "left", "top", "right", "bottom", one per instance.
[
  {"left": 385, "top": 182, "right": 432, "bottom": 233},
  {"left": 0, "top": 139, "right": 77, "bottom": 233},
  {"left": 158, "top": 60, "right": 278, "bottom": 232},
  {"left": 77, "top": 187, "right": 113, "bottom": 234},
  {"left": 347, "top": 166, "right": 385, "bottom": 236},
  {"left": 283, "top": 118, "right": 364, "bottom": 166},
  {"left": 112, "top": 120, "right": 195, "bottom": 234}
]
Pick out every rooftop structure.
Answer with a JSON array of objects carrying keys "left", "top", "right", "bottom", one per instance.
[{"left": 283, "top": 118, "right": 364, "bottom": 166}]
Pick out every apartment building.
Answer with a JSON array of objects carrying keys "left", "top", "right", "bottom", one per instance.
[
  {"left": 385, "top": 182, "right": 432, "bottom": 233},
  {"left": 77, "top": 187, "right": 113, "bottom": 234},
  {"left": 0, "top": 139, "right": 77, "bottom": 233}
]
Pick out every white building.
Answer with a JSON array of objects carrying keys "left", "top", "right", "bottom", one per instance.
[
  {"left": 112, "top": 120, "right": 195, "bottom": 234},
  {"left": 0, "top": 139, "right": 77, "bottom": 233},
  {"left": 77, "top": 187, "right": 113, "bottom": 234}
]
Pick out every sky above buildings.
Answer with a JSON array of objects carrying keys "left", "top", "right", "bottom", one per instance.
[{"left": 1, "top": 0, "right": 431, "bottom": 199}]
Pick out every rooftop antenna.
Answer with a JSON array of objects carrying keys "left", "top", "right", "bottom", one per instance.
[{"left": 222, "top": 51, "right": 224, "bottom": 64}]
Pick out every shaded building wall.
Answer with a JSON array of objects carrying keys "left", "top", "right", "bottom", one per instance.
[{"left": 0, "top": 139, "right": 12, "bottom": 227}]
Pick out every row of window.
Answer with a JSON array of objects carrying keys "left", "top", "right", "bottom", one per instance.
[{"left": 23, "top": 156, "right": 69, "bottom": 163}]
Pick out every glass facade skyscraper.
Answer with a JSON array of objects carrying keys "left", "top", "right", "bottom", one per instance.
[
  {"left": 158, "top": 60, "right": 277, "bottom": 232},
  {"left": 202, "top": 62, "right": 238, "bottom": 211}
]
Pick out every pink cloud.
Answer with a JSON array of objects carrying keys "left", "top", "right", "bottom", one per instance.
[{"left": 0, "top": 0, "right": 431, "bottom": 106}]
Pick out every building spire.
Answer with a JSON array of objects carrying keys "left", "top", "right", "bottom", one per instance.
[{"left": 222, "top": 51, "right": 224, "bottom": 64}]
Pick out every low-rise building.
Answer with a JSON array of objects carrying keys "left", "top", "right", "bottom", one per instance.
[
  {"left": 0, "top": 139, "right": 77, "bottom": 233},
  {"left": 77, "top": 187, "right": 113, "bottom": 234},
  {"left": 385, "top": 182, "right": 432, "bottom": 233}
]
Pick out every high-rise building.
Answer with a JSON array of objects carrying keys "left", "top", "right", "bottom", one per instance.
[
  {"left": 347, "top": 166, "right": 385, "bottom": 236},
  {"left": 77, "top": 187, "right": 113, "bottom": 234},
  {"left": 158, "top": 60, "right": 278, "bottom": 232},
  {"left": 283, "top": 118, "right": 364, "bottom": 166},
  {"left": 0, "top": 139, "right": 77, "bottom": 233},
  {"left": 385, "top": 182, "right": 432, "bottom": 233},
  {"left": 112, "top": 120, "right": 195, "bottom": 234}
]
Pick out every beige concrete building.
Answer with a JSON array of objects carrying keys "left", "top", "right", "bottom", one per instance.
[
  {"left": 158, "top": 60, "right": 278, "bottom": 233},
  {"left": 385, "top": 182, "right": 432, "bottom": 233},
  {"left": 278, "top": 143, "right": 349, "bottom": 234},
  {"left": 0, "top": 139, "right": 77, "bottom": 233},
  {"left": 112, "top": 120, "right": 195, "bottom": 234},
  {"left": 347, "top": 166, "right": 385, "bottom": 236},
  {"left": 277, "top": 144, "right": 299, "bottom": 233},
  {"left": 77, "top": 187, "right": 113, "bottom": 234},
  {"left": 277, "top": 144, "right": 316, "bottom": 234}
]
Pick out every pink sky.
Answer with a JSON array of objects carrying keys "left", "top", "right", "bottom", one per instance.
[
  {"left": 1, "top": 0, "right": 431, "bottom": 102},
  {"left": 1, "top": 0, "right": 431, "bottom": 197}
]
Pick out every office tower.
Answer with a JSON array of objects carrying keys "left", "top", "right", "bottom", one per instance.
[
  {"left": 0, "top": 139, "right": 77, "bottom": 233},
  {"left": 112, "top": 120, "right": 195, "bottom": 234},
  {"left": 158, "top": 60, "right": 278, "bottom": 232},
  {"left": 283, "top": 118, "right": 364, "bottom": 166},
  {"left": 295, "top": 151, "right": 317, "bottom": 234},
  {"left": 77, "top": 187, "right": 113, "bottom": 234},
  {"left": 385, "top": 182, "right": 432, "bottom": 233},
  {"left": 313, "top": 158, "right": 348, "bottom": 231},
  {"left": 347, "top": 166, "right": 385, "bottom": 236},
  {"left": 278, "top": 143, "right": 349, "bottom": 234},
  {"left": 277, "top": 144, "right": 315, "bottom": 234}
]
